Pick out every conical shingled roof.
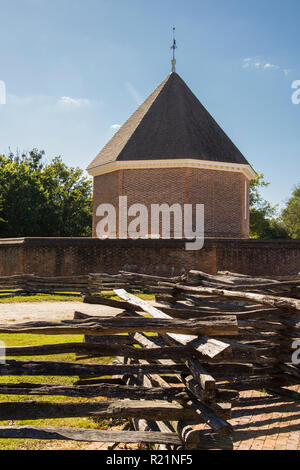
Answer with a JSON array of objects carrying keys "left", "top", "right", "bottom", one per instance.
[{"left": 87, "top": 72, "right": 249, "bottom": 171}]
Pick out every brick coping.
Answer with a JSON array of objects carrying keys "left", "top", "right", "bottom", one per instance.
[{"left": 0, "top": 237, "right": 300, "bottom": 249}]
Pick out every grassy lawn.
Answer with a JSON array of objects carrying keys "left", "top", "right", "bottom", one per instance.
[
  {"left": 0, "top": 291, "right": 155, "bottom": 303},
  {"left": 0, "top": 292, "right": 81, "bottom": 303},
  {"left": 0, "top": 332, "right": 120, "bottom": 450}
]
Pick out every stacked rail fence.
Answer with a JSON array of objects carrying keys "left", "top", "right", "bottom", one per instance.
[
  {"left": 0, "top": 274, "right": 90, "bottom": 297},
  {"left": 0, "top": 269, "right": 299, "bottom": 449}
]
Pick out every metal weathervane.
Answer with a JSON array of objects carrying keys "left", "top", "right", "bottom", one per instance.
[{"left": 171, "top": 27, "right": 177, "bottom": 73}]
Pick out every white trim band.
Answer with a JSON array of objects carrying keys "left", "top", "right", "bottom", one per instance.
[{"left": 87, "top": 159, "right": 256, "bottom": 180}]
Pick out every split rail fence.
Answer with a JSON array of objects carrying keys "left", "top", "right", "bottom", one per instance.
[
  {"left": 0, "top": 274, "right": 90, "bottom": 297},
  {"left": 0, "top": 269, "right": 299, "bottom": 449}
]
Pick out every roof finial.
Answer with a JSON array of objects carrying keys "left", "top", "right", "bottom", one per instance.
[{"left": 171, "top": 27, "right": 177, "bottom": 73}]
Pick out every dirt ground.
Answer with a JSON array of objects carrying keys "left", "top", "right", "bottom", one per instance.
[{"left": 0, "top": 302, "right": 124, "bottom": 323}]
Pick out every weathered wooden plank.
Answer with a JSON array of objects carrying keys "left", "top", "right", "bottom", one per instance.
[
  {"left": 74, "top": 377, "right": 124, "bottom": 386},
  {"left": 131, "top": 419, "right": 164, "bottom": 449},
  {"left": 203, "top": 363, "right": 275, "bottom": 378},
  {"left": 130, "top": 375, "right": 180, "bottom": 450},
  {"left": 138, "top": 368, "right": 232, "bottom": 432},
  {"left": 0, "top": 400, "right": 200, "bottom": 421},
  {"left": 171, "top": 293, "right": 254, "bottom": 312},
  {"left": 181, "top": 376, "right": 235, "bottom": 412},
  {"left": 159, "top": 282, "right": 300, "bottom": 313},
  {"left": 122, "top": 329, "right": 232, "bottom": 434},
  {"left": 189, "top": 270, "right": 238, "bottom": 285},
  {"left": 119, "top": 271, "right": 185, "bottom": 283},
  {"left": 124, "top": 315, "right": 219, "bottom": 400},
  {"left": 0, "top": 360, "right": 188, "bottom": 377},
  {"left": 156, "top": 304, "right": 284, "bottom": 320},
  {"left": 266, "top": 387, "right": 300, "bottom": 401},
  {"left": 186, "top": 359, "right": 215, "bottom": 399},
  {"left": 0, "top": 314, "right": 238, "bottom": 336},
  {"left": 279, "top": 364, "right": 300, "bottom": 379},
  {"left": 0, "top": 426, "right": 182, "bottom": 445},
  {"left": 115, "top": 290, "right": 235, "bottom": 358},
  {"left": 124, "top": 373, "right": 162, "bottom": 449},
  {"left": 0, "top": 382, "right": 189, "bottom": 400},
  {"left": 211, "top": 403, "right": 232, "bottom": 420},
  {"left": 84, "top": 335, "right": 134, "bottom": 346},
  {"left": 217, "top": 374, "right": 298, "bottom": 391},
  {"left": 182, "top": 375, "right": 212, "bottom": 403},
  {"left": 216, "top": 271, "right": 283, "bottom": 283},
  {"left": 186, "top": 337, "right": 231, "bottom": 359},
  {"left": 215, "top": 388, "right": 240, "bottom": 403},
  {"left": 82, "top": 295, "right": 143, "bottom": 311},
  {"left": 125, "top": 333, "right": 232, "bottom": 432},
  {"left": 189, "top": 270, "right": 300, "bottom": 291},
  {"left": 238, "top": 319, "right": 286, "bottom": 331},
  {"left": 157, "top": 300, "right": 289, "bottom": 320},
  {"left": 179, "top": 399, "right": 232, "bottom": 437},
  {"left": 177, "top": 424, "right": 233, "bottom": 450},
  {"left": 4, "top": 342, "right": 197, "bottom": 361}
]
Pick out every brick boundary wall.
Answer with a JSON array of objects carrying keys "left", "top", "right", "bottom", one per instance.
[{"left": 0, "top": 238, "right": 299, "bottom": 277}]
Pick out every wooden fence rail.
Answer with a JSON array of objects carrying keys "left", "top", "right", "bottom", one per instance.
[{"left": 0, "top": 269, "right": 299, "bottom": 449}]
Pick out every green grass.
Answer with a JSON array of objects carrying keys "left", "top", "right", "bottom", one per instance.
[
  {"left": 0, "top": 294, "right": 81, "bottom": 303},
  {"left": 0, "top": 289, "right": 155, "bottom": 449},
  {"left": 106, "top": 291, "right": 155, "bottom": 302},
  {"left": 0, "top": 290, "right": 155, "bottom": 304},
  {"left": 0, "top": 333, "right": 117, "bottom": 450}
]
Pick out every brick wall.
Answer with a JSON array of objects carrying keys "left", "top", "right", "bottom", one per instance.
[
  {"left": 0, "top": 239, "right": 24, "bottom": 276},
  {"left": 92, "top": 168, "right": 249, "bottom": 239},
  {"left": 0, "top": 238, "right": 299, "bottom": 277},
  {"left": 93, "top": 172, "right": 120, "bottom": 238},
  {"left": 216, "top": 239, "right": 300, "bottom": 276}
]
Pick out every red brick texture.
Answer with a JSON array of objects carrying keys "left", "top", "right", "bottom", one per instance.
[
  {"left": 92, "top": 172, "right": 120, "bottom": 238},
  {"left": 186, "top": 387, "right": 300, "bottom": 451},
  {"left": 92, "top": 168, "right": 249, "bottom": 239},
  {"left": 1, "top": 238, "right": 300, "bottom": 277},
  {"left": 231, "top": 387, "right": 300, "bottom": 451}
]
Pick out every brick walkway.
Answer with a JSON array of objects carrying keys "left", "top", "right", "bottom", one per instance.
[{"left": 232, "top": 388, "right": 300, "bottom": 450}]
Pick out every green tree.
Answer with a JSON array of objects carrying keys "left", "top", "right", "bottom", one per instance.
[
  {"left": 250, "top": 174, "right": 289, "bottom": 239},
  {"left": 281, "top": 184, "right": 300, "bottom": 239},
  {"left": 0, "top": 149, "right": 92, "bottom": 238}
]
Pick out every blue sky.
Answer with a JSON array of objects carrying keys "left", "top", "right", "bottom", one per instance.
[{"left": 0, "top": 0, "right": 299, "bottom": 209}]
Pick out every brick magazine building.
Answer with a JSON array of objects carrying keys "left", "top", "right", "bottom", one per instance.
[
  {"left": 87, "top": 72, "right": 256, "bottom": 239},
  {"left": 0, "top": 72, "right": 299, "bottom": 277}
]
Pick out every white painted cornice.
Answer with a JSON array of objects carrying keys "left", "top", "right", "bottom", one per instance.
[{"left": 87, "top": 159, "right": 256, "bottom": 180}]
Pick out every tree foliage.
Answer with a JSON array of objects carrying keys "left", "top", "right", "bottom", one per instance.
[
  {"left": 0, "top": 149, "right": 92, "bottom": 238},
  {"left": 250, "top": 174, "right": 290, "bottom": 239},
  {"left": 281, "top": 184, "right": 300, "bottom": 239}
]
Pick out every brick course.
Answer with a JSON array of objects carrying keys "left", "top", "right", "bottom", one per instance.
[{"left": 92, "top": 168, "right": 249, "bottom": 239}]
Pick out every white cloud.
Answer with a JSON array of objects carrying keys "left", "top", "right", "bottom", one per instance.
[
  {"left": 58, "top": 96, "right": 91, "bottom": 107},
  {"left": 110, "top": 124, "right": 121, "bottom": 131},
  {"left": 242, "top": 57, "right": 290, "bottom": 76},
  {"left": 4, "top": 94, "right": 101, "bottom": 115},
  {"left": 263, "top": 63, "right": 280, "bottom": 70},
  {"left": 242, "top": 58, "right": 261, "bottom": 69}
]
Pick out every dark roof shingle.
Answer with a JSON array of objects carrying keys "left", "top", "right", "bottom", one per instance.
[{"left": 88, "top": 72, "right": 249, "bottom": 170}]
